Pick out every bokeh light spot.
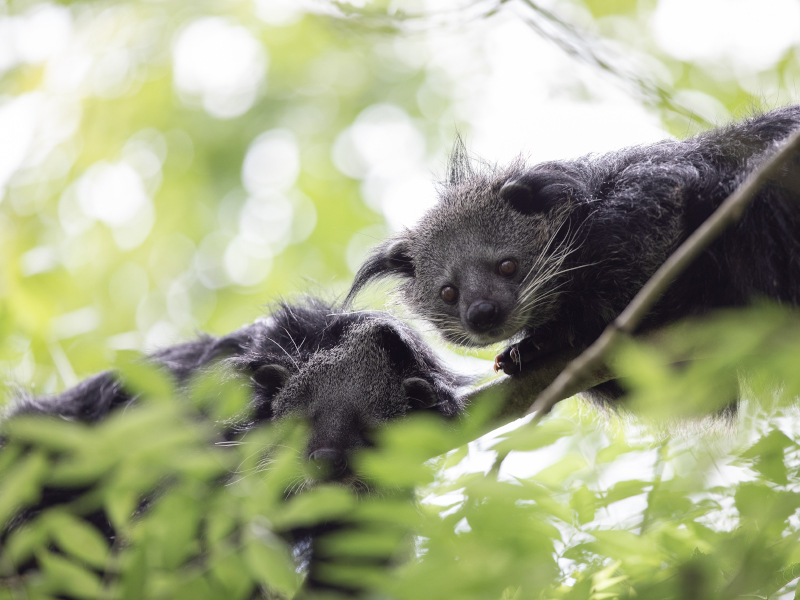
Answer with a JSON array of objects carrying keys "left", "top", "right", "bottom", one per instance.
[
  {"left": 242, "top": 129, "right": 300, "bottom": 194},
  {"left": 651, "top": 0, "right": 800, "bottom": 73},
  {"left": 76, "top": 161, "right": 151, "bottom": 227},
  {"left": 172, "top": 17, "right": 268, "bottom": 119}
]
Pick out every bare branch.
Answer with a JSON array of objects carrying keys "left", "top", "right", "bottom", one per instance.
[
  {"left": 516, "top": 0, "right": 710, "bottom": 127},
  {"left": 526, "top": 125, "right": 800, "bottom": 418},
  {"left": 464, "top": 345, "right": 613, "bottom": 429}
]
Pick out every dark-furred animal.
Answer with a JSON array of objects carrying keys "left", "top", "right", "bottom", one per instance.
[
  {"left": 7, "top": 299, "right": 465, "bottom": 455},
  {"left": 346, "top": 106, "right": 800, "bottom": 378},
  {"left": 2, "top": 298, "right": 467, "bottom": 595}
]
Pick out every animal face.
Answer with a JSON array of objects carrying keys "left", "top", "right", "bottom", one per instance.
[
  {"left": 207, "top": 303, "right": 468, "bottom": 488},
  {"left": 242, "top": 318, "right": 462, "bottom": 484},
  {"left": 346, "top": 155, "right": 585, "bottom": 348}
]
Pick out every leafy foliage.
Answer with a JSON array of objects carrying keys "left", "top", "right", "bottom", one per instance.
[
  {"left": 3, "top": 0, "right": 800, "bottom": 599},
  {"left": 4, "top": 307, "right": 800, "bottom": 599}
]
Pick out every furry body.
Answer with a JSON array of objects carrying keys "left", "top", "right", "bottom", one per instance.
[
  {"left": 347, "top": 106, "right": 800, "bottom": 375},
  {"left": 7, "top": 299, "right": 465, "bottom": 442},
  {"left": 3, "top": 299, "right": 466, "bottom": 595}
]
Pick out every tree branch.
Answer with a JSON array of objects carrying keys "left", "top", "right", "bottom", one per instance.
[
  {"left": 465, "top": 345, "right": 612, "bottom": 428},
  {"left": 464, "top": 327, "right": 681, "bottom": 433},
  {"left": 525, "top": 125, "right": 800, "bottom": 419}
]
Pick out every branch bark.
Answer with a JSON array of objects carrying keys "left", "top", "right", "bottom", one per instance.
[
  {"left": 524, "top": 125, "right": 800, "bottom": 419},
  {"left": 465, "top": 327, "right": 680, "bottom": 432},
  {"left": 464, "top": 345, "right": 612, "bottom": 428}
]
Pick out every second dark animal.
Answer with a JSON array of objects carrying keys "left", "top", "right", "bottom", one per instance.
[
  {"left": 2, "top": 298, "right": 467, "bottom": 596},
  {"left": 346, "top": 106, "right": 800, "bottom": 378}
]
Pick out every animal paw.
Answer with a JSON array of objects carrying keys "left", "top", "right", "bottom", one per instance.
[{"left": 493, "top": 344, "right": 523, "bottom": 375}]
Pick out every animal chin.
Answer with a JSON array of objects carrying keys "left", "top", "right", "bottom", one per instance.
[
  {"left": 462, "top": 327, "right": 516, "bottom": 347},
  {"left": 312, "top": 475, "right": 375, "bottom": 497},
  {"left": 289, "top": 472, "right": 374, "bottom": 497}
]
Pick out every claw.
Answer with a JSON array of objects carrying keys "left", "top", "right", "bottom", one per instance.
[
  {"left": 510, "top": 346, "right": 521, "bottom": 365},
  {"left": 493, "top": 355, "right": 502, "bottom": 373}
]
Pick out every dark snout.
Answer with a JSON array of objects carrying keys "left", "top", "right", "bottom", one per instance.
[
  {"left": 465, "top": 300, "right": 502, "bottom": 333},
  {"left": 308, "top": 448, "right": 349, "bottom": 480}
]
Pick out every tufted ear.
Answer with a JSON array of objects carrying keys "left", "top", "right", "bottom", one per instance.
[
  {"left": 253, "top": 363, "right": 290, "bottom": 390},
  {"left": 499, "top": 171, "right": 586, "bottom": 215},
  {"left": 344, "top": 237, "right": 414, "bottom": 306},
  {"left": 250, "top": 364, "right": 290, "bottom": 422},
  {"left": 402, "top": 377, "right": 439, "bottom": 410},
  {"left": 367, "top": 322, "right": 416, "bottom": 368}
]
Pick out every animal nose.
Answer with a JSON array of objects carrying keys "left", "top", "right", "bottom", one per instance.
[
  {"left": 308, "top": 448, "right": 349, "bottom": 480},
  {"left": 465, "top": 300, "right": 500, "bottom": 332}
]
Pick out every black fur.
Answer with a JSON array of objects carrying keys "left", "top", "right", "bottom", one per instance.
[
  {"left": 8, "top": 299, "right": 466, "bottom": 427},
  {"left": 346, "top": 106, "right": 800, "bottom": 377},
  {"left": 2, "top": 299, "right": 468, "bottom": 595}
]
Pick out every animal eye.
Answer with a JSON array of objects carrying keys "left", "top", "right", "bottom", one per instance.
[
  {"left": 440, "top": 285, "right": 458, "bottom": 304},
  {"left": 498, "top": 259, "right": 517, "bottom": 277}
]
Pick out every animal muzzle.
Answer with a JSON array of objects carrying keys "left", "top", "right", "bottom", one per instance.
[
  {"left": 308, "top": 448, "right": 350, "bottom": 481},
  {"left": 465, "top": 300, "right": 502, "bottom": 333}
]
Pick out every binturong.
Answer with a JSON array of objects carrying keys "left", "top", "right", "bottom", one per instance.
[
  {"left": 346, "top": 105, "right": 800, "bottom": 376},
  {"left": 3, "top": 298, "right": 468, "bottom": 596},
  {"left": 6, "top": 298, "right": 467, "bottom": 482}
]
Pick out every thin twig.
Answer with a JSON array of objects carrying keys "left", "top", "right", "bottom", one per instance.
[
  {"left": 516, "top": 0, "right": 709, "bottom": 127},
  {"left": 525, "top": 125, "right": 800, "bottom": 418}
]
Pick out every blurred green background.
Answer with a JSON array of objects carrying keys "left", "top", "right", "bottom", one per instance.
[
  {"left": 4, "top": 2, "right": 800, "bottom": 599},
  {"left": 0, "top": 0, "right": 798, "bottom": 399}
]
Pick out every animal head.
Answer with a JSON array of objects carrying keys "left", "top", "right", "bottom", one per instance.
[
  {"left": 228, "top": 302, "right": 468, "bottom": 486},
  {"left": 345, "top": 139, "right": 587, "bottom": 347},
  {"left": 5, "top": 300, "right": 467, "bottom": 493}
]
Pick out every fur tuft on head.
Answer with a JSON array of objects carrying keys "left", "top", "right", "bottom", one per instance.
[
  {"left": 344, "top": 237, "right": 414, "bottom": 306},
  {"left": 447, "top": 133, "right": 475, "bottom": 186}
]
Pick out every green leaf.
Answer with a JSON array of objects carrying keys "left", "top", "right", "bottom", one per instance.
[
  {"left": 1, "top": 417, "right": 90, "bottom": 452},
  {"left": 39, "top": 550, "right": 103, "bottom": 599},
  {"left": 209, "top": 550, "right": 254, "bottom": 600},
  {"left": 589, "top": 531, "right": 662, "bottom": 568},
  {"left": 741, "top": 428, "right": 795, "bottom": 484},
  {"left": 188, "top": 369, "right": 251, "bottom": 421},
  {"left": 352, "top": 499, "right": 422, "bottom": 528},
  {"left": 0, "top": 451, "right": 48, "bottom": 526},
  {"left": 375, "top": 414, "right": 463, "bottom": 461},
  {"left": 142, "top": 490, "right": 203, "bottom": 569},
  {"left": 357, "top": 451, "right": 435, "bottom": 487},
  {"left": 533, "top": 455, "right": 588, "bottom": 486},
  {"left": 570, "top": 485, "right": 596, "bottom": 525},
  {"left": 599, "top": 480, "right": 650, "bottom": 507},
  {"left": 104, "top": 488, "right": 139, "bottom": 531},
  {"left": 206, "top": 505, "right": 239, "bottom": 545},
  {"left": 119, "top": 545, "right": 147, "bottom": 600},
  {"left": 735, "top": 483, "right": 800, "bottom": 536},
  {"left": 595, "top": 442, "right": 637, "bottom": 464},
  {"left": 492, "top": 418, "right": 576, "bottom": 454},
  {"left": 116, "top": 360, "right": 176, "bottom": 403},
  {"left": 272, "top": 486, "right": 356, "bottom": 528},
  {"left": 243, "top": 528, "right": 299, "bottom": 596},
  {"left": 319, "top": 525, "right": 407, "bottom": 558},
  {"left": 442, "top": 445, "right": 469, "bottom": 470},
  {"left": 46, "top": 511, "right": 110, "bottom": 569},
  {"left": 5, "top": 516, "right": 50, "bottom": 567}
]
